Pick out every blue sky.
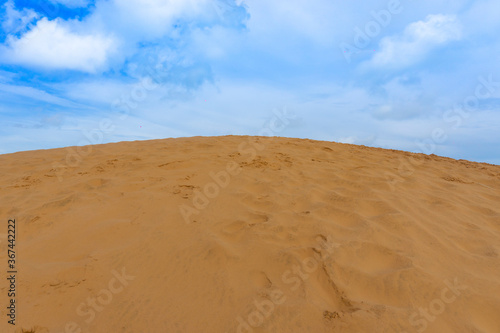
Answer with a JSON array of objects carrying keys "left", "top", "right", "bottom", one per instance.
[{"left": 0, "top": 0, "right": 499, "bottom": 164}]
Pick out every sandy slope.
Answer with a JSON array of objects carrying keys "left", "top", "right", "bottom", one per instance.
[{"left": 0, "top": 135, "right": 499, "bottom": 333}]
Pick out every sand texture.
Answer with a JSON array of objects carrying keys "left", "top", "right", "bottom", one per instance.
[{"left": 0, "top": 135, "right": 499, "bottom": 333}]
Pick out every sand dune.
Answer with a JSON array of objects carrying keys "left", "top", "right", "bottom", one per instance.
[{"left": 0, "top": 135, "right": 499, "bottom": 333}]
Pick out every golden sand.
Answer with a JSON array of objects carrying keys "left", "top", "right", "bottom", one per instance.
[{"left": 1, "top": 136, "right": 499, "bottom": 333}]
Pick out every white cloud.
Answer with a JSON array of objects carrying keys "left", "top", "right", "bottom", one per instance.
[
  {"left": 1, "top": 0, "right": 38, "bottom": 34},
  {"left": 0, "top": 0, "right": 248, "bottom": 73},
  {"left": 363, "top": 14, "right": 462, "bottom": 69},
  {"left": 0, "top": 18, "right": 117, "bottom": 73}
]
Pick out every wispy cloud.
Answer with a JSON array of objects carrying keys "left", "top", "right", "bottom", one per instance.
[
  {"left": 1, "top": 0, "right": 38, "bottom": 35},
  {"left": 362, "top": 14, "right": 462, "bottom": 70},
  {"left": 0, "top": 82, "right": 85, "bottom": 108},
  {"left": 49, "top": 0, "right": 94, "bottom": 9}
]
